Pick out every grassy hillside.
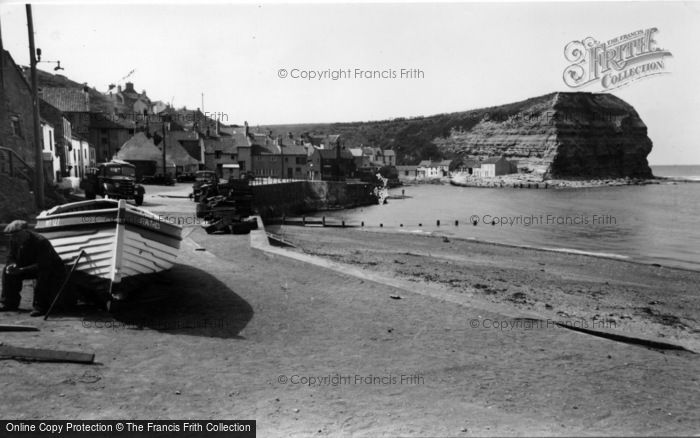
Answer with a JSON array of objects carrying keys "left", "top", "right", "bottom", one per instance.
[{"left": 262, "top": 93, "right": 558, "bottom": 165}]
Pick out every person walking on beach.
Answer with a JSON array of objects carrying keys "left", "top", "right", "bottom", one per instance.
[{"left": 0, "top": 220, "right": 66, "bottom": 317}]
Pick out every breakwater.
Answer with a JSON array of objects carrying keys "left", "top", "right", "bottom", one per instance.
[{"left": 251, "top": 180, "right": 378, "bottom": 217}]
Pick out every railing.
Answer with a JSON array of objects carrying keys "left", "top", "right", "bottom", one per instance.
[{"left": 0, "top": 146, "right": 35, "bottom": 185}]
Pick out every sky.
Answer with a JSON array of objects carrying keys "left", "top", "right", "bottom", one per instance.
[{"left": 1, "top": 2, "right": 699, "bottom": 164}]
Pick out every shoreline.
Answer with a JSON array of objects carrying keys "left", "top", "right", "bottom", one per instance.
[
  {"left": 400, "top": 175, "right": 698, "bottom": 189},
  {"left": 349, "top": 226, "right": 700, "bottom": 274},
  {"left": 266, "top": 217, "right": 700, "bottom": 273}
]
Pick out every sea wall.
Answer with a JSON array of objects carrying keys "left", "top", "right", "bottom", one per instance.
[{"left": 252, "top": 181, "right": 377, "bottom": 217}]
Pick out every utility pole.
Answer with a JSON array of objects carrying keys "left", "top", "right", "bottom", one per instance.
[
  {"left": 335, "top": 138, "right": 341, "bottom": 181},
  {"left": 26, "top": 5, "right": 44, "bottom": 209},
  {"left": 162, "top": 119, "right": 167, "bottom": 180},
  {"left": 280, "top": 140, "right": 284, "bottom": 181}
]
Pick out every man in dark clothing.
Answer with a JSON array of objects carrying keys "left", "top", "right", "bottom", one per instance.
[{"left": 0, "top": 220, "right": 66, "bottom": 317}]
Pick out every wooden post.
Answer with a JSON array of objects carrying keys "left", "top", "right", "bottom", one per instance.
[{"left": 26, "top": 5, "right": 44, "bottom": 209}]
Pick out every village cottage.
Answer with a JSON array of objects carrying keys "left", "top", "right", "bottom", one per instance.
[
  {"left": 39, "top": 99, "right": 73, "bottom": 180},
  {"left": 417, "top": 159, "right": 452, "bottom": 179},
  {"left": 459, "top": 156, "right": 517, "bottom": 178},
  {"left": 0, "top": 50, "right": 36, "bottom": 169},
  {"left": 40, "top": 119, "right": 61, "bottom": 184},
  {"left": 396, "top": 165, "right": 419, "bottom": 182}
]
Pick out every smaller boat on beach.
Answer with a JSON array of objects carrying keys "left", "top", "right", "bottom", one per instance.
[{"left": 35, "top": 199, "right": 182, "bottom": 302}]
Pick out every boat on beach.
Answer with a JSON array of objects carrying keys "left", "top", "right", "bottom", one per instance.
[
  {"left": 35, "top": 199, "right": 182, "bottom": 301},
  {"left": 449, "top": 171, "right": 470, "bottom": 186}
]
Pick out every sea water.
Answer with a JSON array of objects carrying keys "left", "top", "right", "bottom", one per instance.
[{"left": 315, "top": 166, "right": 700, "bottom": 271}]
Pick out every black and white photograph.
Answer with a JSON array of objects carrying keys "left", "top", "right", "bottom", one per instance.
[{"left": 0, "top": 1, "right": 699, "bottom": 436}]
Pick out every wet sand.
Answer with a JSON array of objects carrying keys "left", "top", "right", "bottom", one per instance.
[{"left": 274, "top": 226, "right": 700, "bottom": 352}]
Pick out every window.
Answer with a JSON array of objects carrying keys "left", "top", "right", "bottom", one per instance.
[
  {"left": 49, "top": 135, "right": 53, "bottom": 151},
  {"left": 296, "top": 157, "right": 306, "bottom": 165},
  {"left": 215, "top": 151, "right": 222, "bottom": 159},
  {"left": 105, "top": 165, "right": 135, "bottom": 177},
  {"left": 10, "top": 116, "right": 22, "bottom": 138},
  {"left": 230, "top": 154, "right": 235, "bottom": 160}
]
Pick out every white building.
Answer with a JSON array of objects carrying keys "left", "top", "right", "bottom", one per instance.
[
  {"left": 63, "top": 136, "right": 95, "bottom": 189},
  {"left": 417, "top": 159, "right": 452, "bottom": 179},
  {"left": 40, "top": 119, "right": 61, "bottom": 184},
  {"left": 472, "top": 156, "right": 516, "bottom": 178}
]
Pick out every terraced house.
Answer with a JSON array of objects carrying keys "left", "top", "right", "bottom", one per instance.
[{"left": 1, "top": 49, "right": 36, "bottom": 169}]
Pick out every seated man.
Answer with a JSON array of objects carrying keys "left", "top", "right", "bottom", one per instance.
[{"left": 0, "top": 220, "right": 66, "bottom": 317}]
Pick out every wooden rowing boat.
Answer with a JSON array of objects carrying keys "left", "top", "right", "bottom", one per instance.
[{"left": 35, "top": 199, "right": 182, "bottom": 301}]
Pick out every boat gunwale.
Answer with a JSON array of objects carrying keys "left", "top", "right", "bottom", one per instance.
[
  {"left": 36, "top": 208, "right": 182, "bottom": 243},
  {"left": 39, "top": 200, "right": 181, "bottom": 228},
  {"left": 37, "top": 203, "right": 183, "bottom": 232}
]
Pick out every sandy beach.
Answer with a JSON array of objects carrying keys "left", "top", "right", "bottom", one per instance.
[
  {"left": 272, "top": 226, "right": 700, "bottom": 352},
  {"left": 1, "top": 187, "right": 699, "bottom": 436}
]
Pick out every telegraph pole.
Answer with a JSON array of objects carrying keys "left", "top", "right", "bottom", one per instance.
[
  {"left": 335, "top": 138, "right": 341, "bottom": 181},
  {"left": 280, "top": 140, "right": 284, "bottom": 181},
  {"left": 162, "top": 119, "right": 167, "bottom": 180},
  {"left": 26, "top": 5, "right": 44, "bottom": 209}
]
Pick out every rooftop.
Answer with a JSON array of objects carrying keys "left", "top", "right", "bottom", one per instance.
[{"left": 40, "top": 87, "right": 90, "bottom": 113}]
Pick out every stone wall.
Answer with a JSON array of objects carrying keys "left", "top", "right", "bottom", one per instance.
[
  {"left": 0, "top": 174, "right": 36, "bottom": 223},
  {"left": 252, "top": 181, "right": 377, "bottom": 217}
]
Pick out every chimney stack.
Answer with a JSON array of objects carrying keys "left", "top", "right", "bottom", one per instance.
[{"left": 244, "top": 121, "right": 249, "bottom": 137}]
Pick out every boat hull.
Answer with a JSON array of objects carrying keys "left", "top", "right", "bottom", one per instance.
[{"left": 35, "top": 199, "right": 182, "bottom": 299}]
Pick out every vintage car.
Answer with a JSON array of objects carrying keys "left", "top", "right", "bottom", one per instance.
[{"left": 81, "top": 160, "right": 145, "bottom": 205}]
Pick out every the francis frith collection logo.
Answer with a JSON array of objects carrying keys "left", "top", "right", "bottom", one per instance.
[{"left": 563, "top": 28, "right": 672, "bottom": 90}]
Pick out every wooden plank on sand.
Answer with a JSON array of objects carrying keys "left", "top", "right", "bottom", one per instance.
[
  {"left": 0, "top": 345, "right": 95, "bottom": 364},
  {"left": 0, "top": 325, "right": 39, "bottom": 332}
]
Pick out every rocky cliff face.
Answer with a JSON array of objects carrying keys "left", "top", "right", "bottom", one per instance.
[{"left": 434, "top": 92, "right": 653, "bottom": 179}]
